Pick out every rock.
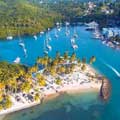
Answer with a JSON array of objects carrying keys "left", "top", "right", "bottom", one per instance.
[{"left": 100, "top": 78, "right": 111, "bottom": 101}]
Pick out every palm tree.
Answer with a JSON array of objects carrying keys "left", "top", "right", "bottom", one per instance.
[
  {"left": 29, "top": 65, "right": 38, "bottom": 73},
  {"left": 50, "top": 66, "right": 56, "bottom": 76},
  {"left": 21, "top": 82, "right": 31, "bottom": 93},
  {"left": 82, "top": 57, "right": 86, "bottom": 64},
  {"left": 3, "top": 95, "right": 12, "bottom": 109},
  {"left": 70, "top": 53, "right": 76, "bottom": 62},
  {"left": 64, "top": 51, "right": 69, "bottom": 60},
  {"left": 0, "top": 104, "right": 3, "bottom": 111},
  {"left": 56, "top": 51, "right": 60, "bottom": 59},
  {"left": 89, "top": 56, "right": 96, "bottom": 64},
  {"left": 77, "top": 58, "right": 81, "bottom": 66},
  {"left": 59, "top": 66, "right": 66, "bottom": 74},
  {"left": 55, "top": 78, "right": 62, "bottom": 85},
  {"left": 36, "top": 57, "right": 42, "bottom": 65},
  {"left": 81, "top": 64, "right": 86, "bottom": 71},
  {"left": 34, "top": 93, "right": 40, "bottom": 102}
]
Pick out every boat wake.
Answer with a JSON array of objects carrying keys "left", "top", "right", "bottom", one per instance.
[{"left": 100, "top": 59, "right": 120, "bottom": 77}]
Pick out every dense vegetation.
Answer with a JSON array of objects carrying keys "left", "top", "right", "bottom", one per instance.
[
  {"left": 49, "top": 1, "right": 120, "bottom": 28},
  {"left": 0, "top": 52, "right": 96, "bottom": 110},
  {"left": 0, "top": 0, "right": 120, "bottom": 39},
  {"left": 0, "top": 0, "right": 62, "bottom": 39}
]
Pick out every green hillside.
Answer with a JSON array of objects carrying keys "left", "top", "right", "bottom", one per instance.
[{"left": 0, "top": 0, "right": 62, "bottom": 39}]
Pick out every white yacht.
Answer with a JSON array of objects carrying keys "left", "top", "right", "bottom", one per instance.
[
  {"left": 71, "top": 38, "right": 75, "bottom": 44},
  {"left": 47, "top": 44, "right": 52, "bottom": 51},
  {"left": 93, "top": 29, "right": 101, "bottom": 39},
  {"left": 107, "top": 30, "right": 114, "bottom": 38},
  {"left": 40, "top": 31, "right": 44, "bottom": 34},
  {"left": 55, "top": 30, "right": 59, "bottom": 38},
  {"left": 44, "top": 50, "right": 48, "bottom": 54},
  {"left": 47, "top": 37, "right": 51, "bottom": 41},
  {"left": 33, "top": 35, "right": 37, "bottom": 40},
  {"left": 55, "top": 34, "right": 58, "bottom": 38},
  {"left": 72, "top": 44, "right": 78, "bottom": 50},
  {"left": 56, "top": 22, "right": 60, "bottom": 26},
  {"left": 65, "top": 22, "right": 70, "bottom": 26},
  {"left": 65, "top": 30, "right": 70, "bottom": 36},
  {"left": 57, "top": 28, "right": 61, "bottom": 32},
  {"left": 19, "top": 42, "right": 25, "bottom": 48},
  {"left": 73, "top": 33, "right": 78, "bottom": 38},
  {"left": 6, "top": 36, "right": 13, "bottom": 40},
  {"left": 14, "top": 57, "right": 20, "bottom": 64}
]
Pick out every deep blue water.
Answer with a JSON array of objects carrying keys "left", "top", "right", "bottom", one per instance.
[{"left": 0, "top": 26, "right": 120, "bottom": 120}]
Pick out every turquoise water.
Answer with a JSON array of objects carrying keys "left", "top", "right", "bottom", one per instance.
[{"left": 0, "top": 26, "right": 120, "bottom": 120}]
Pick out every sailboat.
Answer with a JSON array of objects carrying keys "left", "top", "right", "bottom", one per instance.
[
  {"left": 54, "top": 29, "right": 59, "bottom": 38},
  {"left": 40, "top": 31, "right": 44, "bottom": 35},
  {"left": 93, "top": 29, "right": 101, "bottom": 39},
  {"left": 71, "top": 37, "right": 78, "bottom": 50},
  {"left": 57, "top": 28, "right": 61, "bottom": 32},
  {"left": 46, "top": 37, "right": 52, "bottom": 51},
  {"left": 65, "top": 29, "right": 70, "bottom": 36},
  {"left": 19, "top": 42, "right": 25, "bottom": 48},
  {"left": 14, "top": 57, "right": 21, "bottom": 64},
  {"left": 6, "top": 25, "right": 13, "bottom": 40},
  {"left": 47, "top": 44, "right": 52, "bottom": 51},
  {"left": 65, "top": 22, "right": 70, "bottom": 26},
  {"left": 72, "top": 44, "right": 78, "bottom": 50},
  {"left": 33, "top": 35, "right": 37, "bottom": 40},
  {"left": 65, "top": 26, "right": 70, "bottom": 36},
  {"left": 7, "top": 36, "right": 13, "bottom": 40},
  {"left": 65, "top": 22, "right": 70, "bottom": 36},
  {"left": 71, "top": 38, "right": 75, "bottom": 44},
  {"left": 73, "top": 27, "right": 78, "bottom": 38},
  {"left": 43, "top": 35, "right": 48, "bottom": 54},
  {"left": 56, "top": 22, "right": 60, "bottom": 26},
  {"left": 18, "top": 34, "right": 27, "bottom": 57}
]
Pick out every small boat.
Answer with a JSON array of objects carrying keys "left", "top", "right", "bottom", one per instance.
[
  {"left": 24, "top": 48, "right": 27, "bottom": 54},
  {"left": 65, "top": 30, "right": 70, "bottom": 36},
  {"left": 48, "top": 28, "right": 50, "bottom": 31},
  {"left": 33, "top": 35, "right": 37, "bottom": 40},
  {"left": 56, "top": 22, "right": 60, "bottom": 26},
  {"left": 44, "top": 50, "right": 48, "bottom": 54},
  {"left": 55, "top": 34, "right": 58, "bottom": 38},
  {"left": 73, "top": 27, "right": 78, "bottom": 38},
  {"left": 93, "top": 29, "right": 101, "bottom": 39},
  {"left": 40, "top": 31, "right": 44, "bottom": 34},
  {"left": 55, "top": 30, "right": 59, "bottom": 38},
  {"left": 72, "top": 44, "right": 78, "bottom": 50},
  {"left": 23, "top": 48, "right": 27, "bottom": 57},
  {"left": 93, "top": 33, "right": 101, "bottom": 39},
  {"left": 73, "top": 33, "right": 78, "bottom": 38},
  {"left": 19, "top": 42, "right": 25, "bottom": 48},
  {"left": 57, "top": 28, "right": 61, "bottom": 32},
  {"left": 48, "top": 37, "right": 51, "bottom": 41},
  {"left": 102, "top": 41, "right": 106, "bottom": 45},
  {"left": 6, "top": 36, "right": 13, "bottom": 40},
  {"left": 71, "top": 38, "right": 75, "bottom": 44},
  {"left": 65, "top": 22, "right": 70, "bottom": 26},
  {"left": 47, "top": 44, "right": 52, "bottom": 51},
  {"left": 86, "top": 27, "right": 95, "bottom": 31},
  {"left": 14, "top": 57, "right": 20, "bottom": 64}
]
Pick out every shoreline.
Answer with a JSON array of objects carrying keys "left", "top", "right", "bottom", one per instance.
[
  {"left": 0, "top": 84, "right": 100, "bottom": 117},
  {"left": 0, "top": 64, "right": 103, "bottom": 117}
]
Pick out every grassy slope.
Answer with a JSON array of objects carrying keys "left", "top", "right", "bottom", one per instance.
[{"left": 0, "top": 0, "right": 62, "bottom": 39}]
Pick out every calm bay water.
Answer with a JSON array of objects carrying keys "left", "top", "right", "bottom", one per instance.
[{"left": 0, "top": 26, "right": 120, "bottom": 120}]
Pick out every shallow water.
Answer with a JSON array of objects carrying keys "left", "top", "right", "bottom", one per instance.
[{"left": 0, "top": 26, "right": 120, "bottom": 120}]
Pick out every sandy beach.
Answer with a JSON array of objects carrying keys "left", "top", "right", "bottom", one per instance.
[
  {"left": 0, "top": 83, "right": 101, "bottom": 116},
  {"left": 0, "top": 65, "right": 102, "bottom": 116}
]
